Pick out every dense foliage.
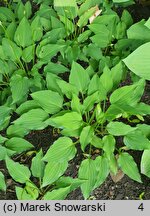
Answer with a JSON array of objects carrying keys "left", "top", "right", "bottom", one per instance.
[{"left": 0, "top": 0, "right": 150, "bottom": 200}]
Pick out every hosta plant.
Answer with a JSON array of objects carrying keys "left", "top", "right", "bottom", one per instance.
[{"left": 2, "top": 61, "right": 149, "bottom": 199}]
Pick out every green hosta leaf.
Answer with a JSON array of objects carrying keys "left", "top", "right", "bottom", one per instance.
[
  {"left": 0, "top": 7, "right": 15, "bottom": 21},
  {"left": 6, "top": 125, "right": 29, "bottom": 138},
  {"left": 38, "top": 44, "right": 65, "bottom": 61},
  {"left": 44, "top": 62, "right": 69, "bottom": 75},
  {"left": 102, "top": 135, "right": 116, "bottom": 160},
  {"left": 137, "top": 124, "right": 150, "bottom": 138},
  {"left": 88, "top": 74, "right": 100, "bottom": 95},
  {"left": 124, "top": 130, "right": 150, "bottom": 150},
  {"left": 31, "top": 90, "right": 63, "bottom": 114},
  {"left": 44, "top": 186, "right": 71, "bottom": 200},
  {"left": 16, "top": 182, "right": 39, "bottom": 200},
  {"left": 54, "top": 0, "right": 78, "bottom": 19},
  {"left": 31, "top": 16, "right": 43, "bottom": 42},
  {"left": 10, "top": 75, "right": 29, "bottom": 104},
  {"left": 0, "top": 146, "right": 15, "bottom": 161},
  {"left": 0, "top": 135, "right": 8, "bottom": 144},
  {"left": 127, "top": 20, "right": 150, "bottom": 41},
  {"left": 111, "top": 62, "right": 124, "bottom": 87},
  {"left": 118, "top": 152, "right": 142, "bottom": 183},
  {"left": 141, "top": 150, "right": 150, "bottom": 178},
  {"left": 91, "top": 135, "right": 103, "bottom": 149},
  {"left": 56, "top": 177, "right": 85, "bottom": 191},
  {"left": 46, "top": 73, "right": 62, "bottom": 94},
  {"left": 22, "top": 45, "right": 35, "bottom": 63},
  {"left": 0, "top": 171, "right": 6, "bottom": 191},
  {"left": 13, "top": 109, "right": 49, "bottom": 130},
  {"left": 57, "top": 79, "right": 78, "bottom": 99},
  {"left": 59, "top": 15, "right": 74, "bottom": 35},
  {"left": 5, "top": 137, "right": 33, "bottom": 154},
  {"left": 78, "top": 30, "right": 92, "bottom": 43},
  {"left": 6, "top": 157, "right": 31, "bottom": 183},
  {"left": 14, "top": 17, "right": 33, "bottom": 48},
  {"left": 123, "top": 42, "right": 150, "bottom": 80},
  {"left": 6, "top": 22, "right": 17, "bottom": 40},
  {"left": 16, "top": 100, "right": 40, "bottom": 115},
  {"left": 47, "top": 111, "right": 83, "bottom": 131},
  {"left": 94, "top": 156, "right": 109, "bottom": 188},
  {"left": 80, "top": 126, "right": 94, "bottom": 151},
  {"left": 83, "top": 91, "right": 100, "bottom": 112},
  {"left": 31, "top": 149, "right": 45, "bottom": 178},
  {"left": 42, "top": 161, "right": 68, "bottom": 187},
  {"left": 2, "top": 38, "right": 22, "bottom": 62},
  {"left": 99, "top": 66, "right": 113, "bottom": 94},
  {"left": 110, "top": 79, "right": 145, "bottom": 106},
  {"left": 71, "top": 94, "right": 83, "bottom": 114},
  {"left": 42, "top": 137, "right": 76, "bottom": 162},
  {"left": 69, "top": 62, "right": 90, "bottom": 94},
  {"left": 77, "top": 6, "right": 97, "bottom": 28},
  {"left": 78, "top": 158, "right": 98, "bottom": 199},
  {"left": 107, "top": 122, "right": 136, "bottom": 136},
  {"left": 0, "top": 106, "right": 11, "bottom": 131}
]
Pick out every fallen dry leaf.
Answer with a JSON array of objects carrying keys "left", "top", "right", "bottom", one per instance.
[
  {"left": 89, "top": 5, "right": 102, "bottom": 23},
  {"left": 110, "top": 169, "right": 125, "bottom": 183}
]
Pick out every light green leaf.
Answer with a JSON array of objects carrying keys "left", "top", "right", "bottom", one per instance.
[
  {"left": 7, "top": 125, "right": 29, "bottom": 138},
  {"left": 31, "top": 15, "right": 43, "bottom": 42},
  {"left": 47, "top": 111, "right": 83, "bottom": 131},
  {"left": 44, "top": 186, "right": 71, "bottom": 200},
  {"left": 71, "top": 94, "right": 83, "bottom": 114},
  {"left": 83, "top": 91, "right": 100, "bottom": 112},
  {"left": 0, "top": 171, "right": 6, "bottom": 192},
  {"left": 2, "top": 38, "right": 22, "bottom": 62},
  {"left": 118, "top": 152, "right": 142, "bottom": 183},
  {"left": 6, "top": 157, "right": 31, "bottom": 183},
  {"left": 10, "top": 75, "right": 29, "bottom": 104},
  {"left": 0, "top": 135, "right": 8, "bottom": 144},
  {"left": 78, "top": 158, "right": 98, "bottom": 199},
  {"left": 110, "top": 79, "right": 145, "bottom": 106},
  {"left": 99, "top": 67, "right": 113, "bottom": 94},
  {"left": 44, "top": 62, "right": 69, "bottom": 75},
  {"left": 14, "top": 16, "right": 33, "bottom": 48},
  {"left": 137, "top": 124, "right": 150, "bottom": 138},
  {"left": 102, "top": 135, "right": 116, "bottom": 160},
  {"left": 31, "top": 90, "right": 63, "bottom": 114},
  {"left": 91, "top": 135, "right": 103, "bottom": 149},
  {"left": 16, "top": 186, "right": 35, "bottom": 200},
  {"left": 42, "top": 161, "right": 68, "bottom": 187},
  {"left": 141, "top": 150, "right": 150, "bottom": 178},
  {"left": 123, "top": 42, "right": 150, "bottom": 80},
  {"left": 0, "top": 7, "right": 15, "bottom": 21},
  {"left": 0, "top": 106, "right": 11, "bottom": 131},
  {"left": 16, "top": 100, "right": 40, "bottom": 115},
  {"left": 13, "top": 109, "right": 49, "bottom": 130},
  {"left": 57, "top": 79, "right": 78, "bottom": 99},
  {"left": 0, "top": 146, "right": 15, "bottom": 161},
  {"left": 124, "top": 130, "right": 150, "bottom": 150},
  {"left": 56, "top": 177, "right": 85, "bottom": 192},
  {"left": 38, "top": 44, "right": 65, "bottom": 61},
  {"left": 31, "top": 149, "right": 45, "bottom": 178},
  {"left": 5, "top": 137, "right": 33, "bottom": 154},
  {"left": 69, "top": 62, "right": 90, "bottom": 94},
  {"left": 107, "top": 122, "right": 136, "bottom": 136},
  {"left": 22, "top": 45, "right": 35, "bottom": 63},
  {"left": 80, "top": 126, "right": 94, "bottom": 151},
  {"left": 42, "top": 137, "right": 76, "bottom": 162},
  {"left": 46, "top": 73, "right": 62, "bottom": 94},
  {"left": 77, "top": 6, "right": 97, "bottom": 28},
  {"left": 94, "top": 156, "right": 109, "bottom": 188},
  {"left": 54, "top": 0, "right": 78, "bottom": 19}
]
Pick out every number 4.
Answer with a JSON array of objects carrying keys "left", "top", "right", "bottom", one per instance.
[{"left": 138, "top": 203, "right": 144, "bottom": 211}]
